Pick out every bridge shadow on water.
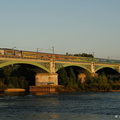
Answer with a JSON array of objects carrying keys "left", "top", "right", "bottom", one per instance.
[{"left": 0, "top": 91, "right": 56, "bottom": 97}]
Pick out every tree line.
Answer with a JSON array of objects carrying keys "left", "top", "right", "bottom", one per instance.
[
  {"left": 0, "top": 65, "right": 35, "bottom": 90},
  {"left": 66, "top": 53, "right": 93, "bottom": 58},
  {"left": 58, "top": 67, "right": 120, "bottom": 92}
]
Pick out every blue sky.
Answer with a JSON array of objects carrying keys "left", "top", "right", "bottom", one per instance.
[{"left": 0, "top": 0, "right": 120, "bottom": 59}]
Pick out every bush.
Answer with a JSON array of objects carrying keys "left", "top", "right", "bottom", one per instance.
[
  {"left": 0, "top": 82, "right": 7, "bottom": 90},
  {"left": 111, "top": 82, "right": 120, "bottom": 90},
  {"left": 8, "top": 84, "right": 15, "bottom": 88}
]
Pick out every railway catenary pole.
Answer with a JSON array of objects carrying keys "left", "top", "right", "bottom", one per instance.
[
  {"left": 36, "top": 48, "right": 39, "bottom": 59},
  {"left": 12, "top": 47, "right": 16, "bottom": 56},
  {"left": 37, "top": 48, "right": 39, "bottom": 53},
  {"left": 52, "top": 47, "right": 55, "bottom": 73}
]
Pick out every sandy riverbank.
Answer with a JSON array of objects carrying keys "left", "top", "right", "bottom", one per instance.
[
  {"left": 4, "top": 88, "right": 26, "bottom": 92},
  {"left": 109, "top": 90, "right": 120, "bottom": 92}
]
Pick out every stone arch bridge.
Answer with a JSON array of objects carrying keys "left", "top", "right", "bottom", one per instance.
[{"left": 0, "top": 57, "right": 120, "bottom": 86}]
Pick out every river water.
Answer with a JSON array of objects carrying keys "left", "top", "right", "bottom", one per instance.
[{"left": 0, "top": 92, "right": 120, "bottom": 120}]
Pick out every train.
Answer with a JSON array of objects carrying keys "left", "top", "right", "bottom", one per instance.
[
  {"left": 0, "top": 48, "right": 92, "bottom": 62},
  {"left": 0, "top": 48, "right": 120, "bottom": 64}
]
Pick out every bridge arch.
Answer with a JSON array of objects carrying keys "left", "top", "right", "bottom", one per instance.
[
  {"left": 0, "top": 61, "right": 50, "bottom": 73},
  {"left": 95, "top": 66, "right": 119, "bottom": 73},
  {"left": 56, "top": 64, "right": 91, "bottom": 73}
]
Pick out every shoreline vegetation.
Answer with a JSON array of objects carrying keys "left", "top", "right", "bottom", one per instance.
[
  {"left": 57, "top": 87, "right": 120, "bottom": 93},
  {"left": 0, "top": 65, "right": 120, "bottom": 93},
  {"left": 57, "top": 67, "right": 120, "bottom": 93}
]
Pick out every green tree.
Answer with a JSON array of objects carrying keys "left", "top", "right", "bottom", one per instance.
[
  {"left": 58, "top": 67, "right": 69, "bottom": 86},
  {"left": 0, "top": 65, "right": 30, "bottom": 89},
  {"left": 68, "top": 67, "right": 77, "bottom": 85},
  {"left": 0, "top": 81, "right": 7, "bottom": 90}
]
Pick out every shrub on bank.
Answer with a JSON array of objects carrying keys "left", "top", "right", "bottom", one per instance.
[
  {"left": 0, "top": 82, "right": 7, "bottom": 90},
  {"left": 110, "top": 82, "right": 120, "bottom": 90},
  {"left": 8, "top": 84, "right": 15, "bottom": 88}
]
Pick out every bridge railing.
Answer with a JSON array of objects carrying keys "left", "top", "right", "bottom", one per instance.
[
  {"left": 0, "top": 54, "right": 120, "bottom": 64},
  {"left": 56, "top": 59, "right": 120, "bottom": 64}
]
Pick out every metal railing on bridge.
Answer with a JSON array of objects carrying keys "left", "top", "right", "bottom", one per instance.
[{"left": 0, "top": 54, "right": 120, "bottom": 64}]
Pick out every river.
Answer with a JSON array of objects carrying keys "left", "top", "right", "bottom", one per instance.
[{"left": 0, "top": 91, "right": 119, "bottom": 120}]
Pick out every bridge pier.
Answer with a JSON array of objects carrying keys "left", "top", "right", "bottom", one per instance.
[
  {"left": 91, "top": 62, "right": 96, "bottom": 76},
  {"left": 34, "top": 59, "right": 58, "bottom": 86},
  {"left": 30, "top": 72, "right": 58, "bottom": 93},
  {"left": 50, "top": 59, "right": 55, "bottom": 73},
  {"left": 35, "top": 73, "right": 58, "bottom": 86},
  {"left": 30, "top": 59, "right": 59, "bottom": 93}
]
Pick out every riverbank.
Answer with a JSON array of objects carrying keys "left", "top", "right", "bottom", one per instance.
[
  {"left": 109, "top": 90, "right": 120, "bottom": 92},
  {"left": 4, "top": 88, "right": 26, "bottom": 92},
  {"left": 57, "top": 86, "right": 120, "bottom": 93},
  {"left": 1, "top": 87, "right": 120, "bottom": 93}
]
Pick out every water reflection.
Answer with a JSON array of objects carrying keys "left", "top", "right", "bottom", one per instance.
[
  {"left": 0, "top": 92, "right": 119, "bottom": 120},
  {"left": 31, "top": 91, "right": 57, "bottom": 96},
  {"left": 4, "top": 91, "right": 27, "bottom": 96},
  {"left": 1, "top": 91, "right": 57, "bottom": 97}
]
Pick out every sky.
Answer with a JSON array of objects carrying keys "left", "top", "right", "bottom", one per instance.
[{"left": 0, "top": 0, "right": 120, "bottom": 59}]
